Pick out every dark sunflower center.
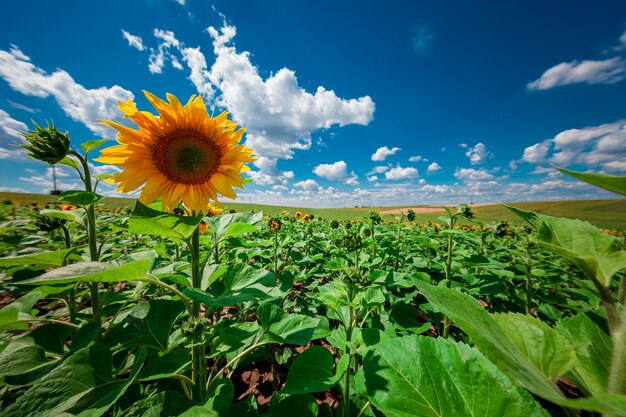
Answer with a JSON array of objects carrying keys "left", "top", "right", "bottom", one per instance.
[{"left": 152, "top": 131, "right": 222, "bottom": 184}]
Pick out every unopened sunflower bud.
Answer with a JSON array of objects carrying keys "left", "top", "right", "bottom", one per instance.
[
  {"left": 33, "top": 214, "right": 66, "bottom": 232},
  {"left": 22, "top": 122, "right": 71, "bottom": 164}
]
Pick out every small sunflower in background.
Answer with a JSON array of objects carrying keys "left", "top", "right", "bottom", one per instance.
[
  {"left": 206, "top": 202, "right": 223, "bottom": 217},
  {"left": 268, "top": 217, "right": 282, "bottom": 232},
  {"left": 295, "top": 211, "right": 303, "bottom": 219},
  {"left": 302, "top": 214, "right": 310, "bottom": 222},
  {"left": 96, "top": 91, "right": 255, "bottom": 214},
  {"left": 61, "top": 204, "right": 78, "bottom": 211}
]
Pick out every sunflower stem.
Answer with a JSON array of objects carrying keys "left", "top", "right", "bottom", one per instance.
[
  {"left": 71, "top": 150, "right": 102, "bottom": 329},
  {"left": 190, "top": 226, "right": 207, "bottom": 402}
]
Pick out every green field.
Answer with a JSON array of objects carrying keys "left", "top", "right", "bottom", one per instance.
[{"left": 1, "top": 192, "right": 625, "bottom": 228}]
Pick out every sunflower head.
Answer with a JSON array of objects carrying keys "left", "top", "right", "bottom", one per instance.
[
  {"left": 295, "top": 211, "right": 302, "bottom": 219},
  {"left": 268, "top": 218, "right": 281, "bottom": 232},
  {"left": 61, "top": 203, "right": 78, "bottom": 211},
  {"left": 22, "top": 121, "right": 70, "bottom": 164},
  {"left": 206, "top": 202, "right": 223, "bottom": 217},
  {"left": 96, "top": 91, "right": 256, "bottom": 214}
]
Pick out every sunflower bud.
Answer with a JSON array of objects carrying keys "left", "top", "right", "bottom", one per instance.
[
  {"left": 22, "top": 122, "right": 71, "bottom": 164},
  {"left": 33, "top": 214, "right": 66, "bottom": 232}
]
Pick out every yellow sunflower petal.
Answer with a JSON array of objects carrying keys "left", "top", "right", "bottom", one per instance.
[{"left": 97, "top": 91, "right": 255, "bottom": 211}]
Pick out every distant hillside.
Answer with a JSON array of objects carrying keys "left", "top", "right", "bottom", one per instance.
[{"left": 1, "top": 192, "right": 624, "bottom": 229}]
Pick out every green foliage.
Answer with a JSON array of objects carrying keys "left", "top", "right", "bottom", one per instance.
[{"left": 363, "top": 336, "right": 549, "bottom": 417}]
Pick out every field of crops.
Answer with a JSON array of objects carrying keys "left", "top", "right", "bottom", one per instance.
[
  {"left": 2, "top": 107, "right": 626, "bottom": 417},
  {"left": 1, "top": 180, "right": 626, "bottom": 416}
]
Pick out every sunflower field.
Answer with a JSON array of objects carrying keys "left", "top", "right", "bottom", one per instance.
[{"left": 1, "top": 93, "right": 626, "bottom": 417}]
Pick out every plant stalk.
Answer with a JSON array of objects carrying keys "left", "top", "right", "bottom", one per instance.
[{"left": 189, "top": 227, "right": 207, "bottom": 402}]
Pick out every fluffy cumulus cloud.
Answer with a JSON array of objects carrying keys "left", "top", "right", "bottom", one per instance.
[
  {"left": 454, "top": 167, "right": 494, "bottom": 182},
  {"left": 0, "top": 109, "right": 27, "bottom": 159},
  {"left": 371, "top": 146, "right": 400, "bottom": 161},
  {"left": 0, "top": 45, "right": 133, "bottom": 137},
  {"left": 121, "top": 30, "right": 145, "bottom": 51},
  {"left": 426, "top": 162, "right": 442, "bottom": 172},
  {"left": 293, "top": 179, "right": 320, "bottom": 191},
  {"left": 465, "top": 143, "right": 491, "bottom": 165},
  {"left": 313, "top": 161, "right": 359, "bottom": 185},
  {"left": 522, "top": 119, "right": 626, "bottom": 173},
  {"left": 527, "top": 58, "right": 625, "bottom": 90},
  {"left": 527, "top": 30, "right": 626, "bottom": 90},
  {"left": 131, "top": 21, "right": 375, "bottom": 183},
  {"left": 385, "top": 166, "right": 419, "bottom": 180},
  {"left": 408, "top": 155, "right": 427, "bottom": 162}
]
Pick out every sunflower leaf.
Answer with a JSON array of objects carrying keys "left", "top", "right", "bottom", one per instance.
[{"left": 129, "top": 200, "right": 203, "bottom": 241}]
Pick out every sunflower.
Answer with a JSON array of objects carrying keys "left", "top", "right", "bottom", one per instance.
[
  {"left": 269, "top": 218, "right": 281, "bottom": 232},
  {"left": 206, "top": 202, "right": 223, "bottom": 217},
  {"left": 61, "top": 203, "right": 78, "bottom": 211},
  {"left": 96, "top": 91, "right": 256, "bottom": 214},
  {"left": 295, "top": 211, "right": 302, "bottom": 219}
]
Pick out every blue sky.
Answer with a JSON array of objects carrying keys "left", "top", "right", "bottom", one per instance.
[{"left": 1, "top": 0, "right": 626, "bottom": 207}]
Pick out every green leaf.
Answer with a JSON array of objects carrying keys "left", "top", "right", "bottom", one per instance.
[
  {"left": 58, "top": 156, "right": 80, "bottom": 171},
  {"left": 557, "top": 167, "right": 626, "bottom": 196},
  {"left": 122, "top": 391, "right": 199, "bottom": 417},
  {"left": 0, "top": 248, "right": 75, "bottom": 267},
  {"left": 258, "top": 304, "right": 325, "bottom": 346},
  {"left": 224, "top": 222, "right": 260, "bottom": 237},
  {"left": 205, "top": 212, "right": 263, "bottom": 239},
  {"left": 282, "top": 346, "right": 349, "bottom": 394},
  {"left": 104, "top": 299, "right": 184, "bottom": 351},
  {"left": 2, "top": 345, "right": 146, "bottom": 417},
  {"left": 18, "top": 251, "right": 155, "bottom": 285},
  {"left": 129, "top": 200, "right": 203, "bottom": 240},
  {"left": 59, "top": 190, "right": 105, "bottom": 206},
  {"left": 80, "top": 139, "right": 109, "bottom": 155},
  {"left": 0, "top": 292, "right": 41, "bottom": 331},
  {"left": 137, "top": 349, "right": 189, "bottom": 382},
  {"left": 414, "top": 281, "right": 564, "bottom": 402},
  {"left": 70, "top": 321, "right": 101, "bottom": 353},
  {"left": 185, "top": 264, "right": 278, "bottom": 308},
  {"left": 40, "top": 208, "right": 86, "bottom": 226},
  {"left": 363, "top": 336, "right": 549, "bottom": 417},
  {"left": 204, "top": 378, "right": 234, "bottom": 415},
  {"left": 557, "top": 312, "right": 612, "bottom": 396},
  {"left": 492, "top": 312, "right": 576, "bottom": 381},
  {"left": 262, "top": 394, "right": 318, "bottom": 417},
  {"left": 0, "top": 338, "right": 46, "bottom": 378},
  {"left": 506, "top": 205, "right": 626, "bottom": 287}
]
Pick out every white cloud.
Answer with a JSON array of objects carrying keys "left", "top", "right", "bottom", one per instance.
[
  {"left": 0, "top": 109, "right": 27, "bottom": 159},
  {"left": 465, "top": 142, "right": 491, "bottom": 165},
  {"left": 454, "top": 167, "right": 494, "bottom": 182},
  {"left": 522, "top": 140, "right": 551, "bottom": 165},
  {"left": 371, "top": 146, "right": 400, "bottom": 161},
  {"left": 0, "top": 186, "right": 28, "bottom": 193},
  {"left": 367, "top": 175, "right": 378, "bottom": 182},
  {"left": 528, "top": 57, "right": 625, "bottom": 90},
  {"left": 367, "top": 166, "right": 390, "bottom": 175},
  {"left": 408, "top": 155, "right": 426, "bottom": 162},
  {"left": 294, "top": 179, "right": 320, "bottom": 191},
  {"left": 313, "top": 161, "right": 359, "bottom": 185},
  {"left": 426, "top": 162, "right": 442, "bottom": 172},
  {"left": 6, "top": 100, "right": 38, "bottom": 114},
  {"left": 522, "top": 119, "right": 626, "bottom": 173},
  {"left": 411, "top": 23, "right": 436, "bottom": 54},
  {"left": 420, "top": 184, "right": 450, "bottom": 193},
  {"left": 0, "top": 46, "right": 133, "bottom": 137},
  {"left": 129, "top": 21, "right": 374, "bottom": 180},
  {"left": 121, "top": 30, "right": 145, "bottom": 51},
  {"left": 385, "top": 166, "right": 419, "bottom": 180}
]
